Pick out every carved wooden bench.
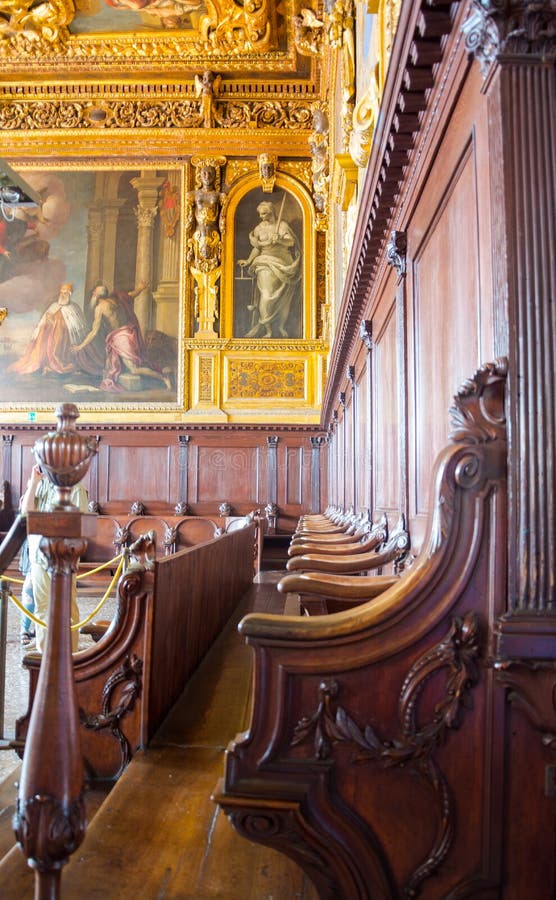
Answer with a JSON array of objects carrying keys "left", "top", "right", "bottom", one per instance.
[
  {"left": 214, "top": 360, "right": 508, "bottom": 899},
  {"left": 16, "top": 523, "right": 257, "bottom": 781}
]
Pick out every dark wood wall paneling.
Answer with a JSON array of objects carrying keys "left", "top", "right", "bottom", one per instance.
[
  {"left": 0, "top": 426, "right": 325, "bottom": 534},
  {"left": 324, "top": 48, "right": 492, "bottom": 557}
]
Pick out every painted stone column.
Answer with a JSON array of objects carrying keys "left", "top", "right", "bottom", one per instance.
[
  {"left": 153, "top": 170, "right": 181, "bottom": 337},
  {"left": 131, "top": 173, "right": 165, "bottom": 333}
]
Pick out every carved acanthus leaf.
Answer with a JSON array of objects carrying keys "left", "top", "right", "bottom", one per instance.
[
  {"left": 463, "top": 0, "right": 556, "bottom": 75},
  {"left": 291, "top": 612, "right": 482, "bottom": 896},
  {"left": 0, "top": 0, "right": 73, "bottom": 57},
  {"left": 449, "top": 358, "right": 507, "bottom": 444},
  {"left": 81, "top": 654, "right": 143, "bottom": 778}
]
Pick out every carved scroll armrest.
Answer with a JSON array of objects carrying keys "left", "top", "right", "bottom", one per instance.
[
  {"left": 286, "top": 547, "right": 388, "bottom": 574},
  {"left": 278, "top": 571, "right": 398, "bottom": 599}
]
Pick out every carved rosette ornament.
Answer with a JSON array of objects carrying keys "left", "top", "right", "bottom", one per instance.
[
  {"left": 291, "top": 612, "right": 482, "bottom": 897},
  {"left": 463, "top": 0, "right": 556, "bottom": 74}
]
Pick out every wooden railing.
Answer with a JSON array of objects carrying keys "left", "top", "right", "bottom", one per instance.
[{"left": 215, "top": 360, "right": 509, "bottom": 898}]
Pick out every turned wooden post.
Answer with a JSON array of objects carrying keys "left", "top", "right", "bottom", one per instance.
[{"left": 13, "top": 403, "right": 98, "bottom": 900}]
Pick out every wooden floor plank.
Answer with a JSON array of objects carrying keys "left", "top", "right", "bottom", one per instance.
[{"left": 0, "top": 572, "right": 318, "bottom": 899}]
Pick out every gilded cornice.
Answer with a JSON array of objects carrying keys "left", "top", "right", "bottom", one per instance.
[
  {"left": 0, "top": 95, "right": 315, "bottom": 131},
  {"left": 185, "top": 339, "right": 327, "bottom": 352}
]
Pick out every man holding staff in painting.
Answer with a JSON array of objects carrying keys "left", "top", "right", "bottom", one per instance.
[
  {"left": 71, "top": 283, "right": 172, "bottom": 392},
  {"left": 238, "top": 196, "right": 301, "bottom": 339}
]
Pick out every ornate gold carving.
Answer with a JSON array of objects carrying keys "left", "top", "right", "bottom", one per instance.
[
  {"left": 332, "top": 153, "right": 357, "bottom": 210},
  {"left": 225, "top": 159, "right": 257, "bottom": 186},
  {"left": 349, "top": 72, "right": 380, "bottom": 168},
  {"left": 199, "top": 355, "right": 214, "bottom": 402},
  {"left": 279, "top": 160, "right": 312, "bottom": 191},
  {"left": 258, "top": 152, "right": 277, "bottom": 193},
  {"left": 325, "top": 0, "right": 355, "bottom": 150},
  {"left": 293, "top": 6, "right": 325, "bottom": 56},
  {"left": 349, "top": 0, "right": 401, "bottom": 169},
  {"left": 0, "top": 307, "right": 6, "bottom": 325},
  {"left": 0, "top": 97, "right": 314, "bottom": 131},
  {"left": 309, "top": 104, "right": 329, "bottom": 229},
  {"left": 200, "top": 0, "right": 275, "bottom": 54},
  {"left": 227, "top": 359, "right": 305, "bottom": 399},
  {"left": 186, "top": 156, "right": 226, "bottom": 336},
  {"left": 0, "top": 0, "right": 73, "bottom": 58},
  {"left": 194, "top": 70, "right": 221, "bottom": 128}
]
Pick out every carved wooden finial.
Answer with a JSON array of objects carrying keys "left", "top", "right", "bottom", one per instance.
[{"left": 33, "top": 403, "right": 98, "bottom": 510}]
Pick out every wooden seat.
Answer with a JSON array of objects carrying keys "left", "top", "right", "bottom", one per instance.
[
  {"left": 284, "top": 515, "right": 409, "bottom": 577},
  {"left": 215, "top": 360, "right": 509, "bottom": 898}
]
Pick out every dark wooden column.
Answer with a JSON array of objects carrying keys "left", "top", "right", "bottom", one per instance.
[
  {"left": 386, "top": 230, "right": 409, "bottom": 524},
  {"left": 339, "top": 392, "right": 347, "bottom": 510},
  {"left": 175, "top": 434, "right": 190, "bottom": 515},
  {"left": 329, "top": 411, "right": 338, "bottom": 507},
  {"left": 1, "top": 433, "right": 13, "bottom": 515},
  {"left": 309, "top": 436, "right": 325, "bottom": 514},
  {"left": 13, "top": 404, "right": 98, "bottom": 900},
  {"left": 465, "top": 2, "right": 556, "bottom": 626},
  {"left": 360, "top": 321, "right": 374, "bottom": 516},
  {"left": 346, "top": 365, "right": 357, "bottom": 512},
  {"left": 87, "top": 435, "right": 101, "bottom": 513}
]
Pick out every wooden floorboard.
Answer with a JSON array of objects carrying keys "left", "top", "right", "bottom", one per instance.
[{"left": 0, "top": 572, "right": 318, "bottom": 899}]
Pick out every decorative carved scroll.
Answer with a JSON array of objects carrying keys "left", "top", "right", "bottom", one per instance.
[
  {"left": 291, "top": 612, "right": 481, "bottom": 897},
  {"left": 80, "top": 654, "right": 143, "bottom": 779},
  {"left": 386, "top": 230, "right": 407, "bottom": 278},
  {"left": 463, "top": 0, "right": 556, "bottom": 75},
  {"left": 0, "top": 0, "right": 73, "bottom": 56},
  {"left": 448, "top": 358, "right": 508, "bottom": 445}
]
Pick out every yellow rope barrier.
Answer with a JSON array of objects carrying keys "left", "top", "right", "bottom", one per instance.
[
  {"left": 1, "top": 552, "right": 125, "bottom": 632},
  {"left": 76, "top": 555, "right": 122, "bottom": 580},
  {"left": 72, "top": 556, "right": 124, "bottom": 630}
]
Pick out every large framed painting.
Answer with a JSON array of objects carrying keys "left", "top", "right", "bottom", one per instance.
[{"left": 0, "top": 163, "right": 184, "bottom": 414}]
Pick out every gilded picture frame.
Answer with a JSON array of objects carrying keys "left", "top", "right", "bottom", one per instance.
[
  {"left": 221, "top": 172, "right": 315, "bottom": 342},
  {"left": 0, "top": 161, "right": 186, "bottom": 417}
]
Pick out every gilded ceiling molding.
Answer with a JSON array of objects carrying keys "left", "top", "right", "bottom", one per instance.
[
  {"left": 0, "top": 97, "right": 315, "bottom": 130},
  {"left": 463, "top": 0, "right": 556, "bottom": 74}
]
